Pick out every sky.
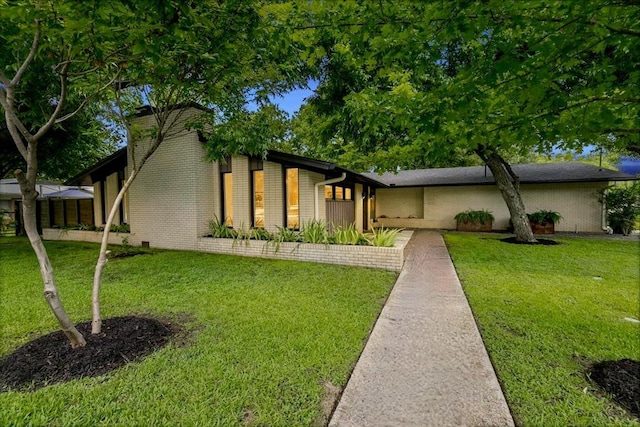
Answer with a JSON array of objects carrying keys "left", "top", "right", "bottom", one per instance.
[{"left": 269, "top": 79, "right": 318, "bottom": 116}]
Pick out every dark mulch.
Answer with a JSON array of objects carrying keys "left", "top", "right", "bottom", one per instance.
[
  {"left": 590, "top": 359, "right": 640, "bottom": 418},
  {"left": 0, "top": 316, "right": 177, "bottom": 392},
  {"left": 109, "top": 251, "right": 150, "bottom": 259},
  {"left": 499, "top": 236, "right": 560, "bottom": 245}
]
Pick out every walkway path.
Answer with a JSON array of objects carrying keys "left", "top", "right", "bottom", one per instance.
[{"left": 329, "top": 230, "right": 514, "bottom": 426}]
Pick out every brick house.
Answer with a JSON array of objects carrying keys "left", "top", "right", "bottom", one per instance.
[{"left": 63, "top": 106, "right": 636, "bottom": 252}]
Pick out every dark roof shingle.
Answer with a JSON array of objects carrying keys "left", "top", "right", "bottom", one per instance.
[{"left": 364, "top": 162, "right": 636, "bottom": 187}]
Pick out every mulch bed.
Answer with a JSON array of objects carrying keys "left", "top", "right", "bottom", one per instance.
[
  {"left": 499, "top": 236, "right": 560, "bottom": 245},
  {"left": 590, "top": 359, "right": 640, "bottom": 418},
  {"left": 0, "top": 316, "right": 178, "bottom": 392}
]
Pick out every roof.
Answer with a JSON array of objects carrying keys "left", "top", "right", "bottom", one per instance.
[
  {"left": 65, "top": 147, "right": 127, "bottom": 186},
  {"left": 1, "top": 178, "right": 92, "bottom": 200},
  {"left": 364, "top": 162, "right": 637, "bottom": 188},
  {"left": 44, "top": 188, "right": 93, "bottom": 199},
  {"left": 265, "top": 150, "right": 385, "bottom": 187}
]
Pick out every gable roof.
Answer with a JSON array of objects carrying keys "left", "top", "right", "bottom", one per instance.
[
  {"left": 65, "top": 148, "right": 127, "bottom": 186},
  {"left": 265, "top": 150, "right": 385, "bottom": 187},
  {"left": 364, "top": 162, "right": 636, "bottom": 188},
  {"left": 65, "top": 146, "right": 387, "bottom": 187}
]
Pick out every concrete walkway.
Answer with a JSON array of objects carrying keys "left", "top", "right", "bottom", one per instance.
[{"left": 329, "top": 230, "right": 514, "bottom": 427}]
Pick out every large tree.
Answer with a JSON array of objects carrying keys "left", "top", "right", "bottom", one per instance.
[
  {"left": 288, "top": 0, "right": 638, "bottom": 242},
  {"left": 1, "top": 0, "right": 308, "bottom": 344}
]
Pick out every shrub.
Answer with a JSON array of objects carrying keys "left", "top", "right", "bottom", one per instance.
[
  {"left": 208, "top": 216, "right": 237, "bottom": 238},
  {"left": 333, "top": 223, "right": 368, "bottom": 245},
  {"left": 527, "top": 210, "right": 562, "bottom": 225},
  {"left": 264, "top": 226, "right": 302, "bottom": 253},
  {"left": 250, "top": 227, "right": 272, "bottom": 241},
  {"left": 301, "top": 220, "right": 330, "bottom": 244},
  {"left": 454, "top": 209, "right": 494, "bottom": 225},
  {"left": 368, "top": 226, "right": 403, "bottom": 247},
  {"left": 600, "top": 183, "right": 640, "bottom": 235}
]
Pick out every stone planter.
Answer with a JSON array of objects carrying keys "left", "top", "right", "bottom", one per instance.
[
  {"left": 531, "top": 222, "right": 555, "bottom": 234},
  {"left": 456, "top": 220, "right": 493, "bottom": 232}
]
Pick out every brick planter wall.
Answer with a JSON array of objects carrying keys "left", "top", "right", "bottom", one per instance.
[
  {"left": 197, "top": 230, "right": 413, "bottom": 272},
  {"left": 42, "top": 228, "right": 135, "bottom": 246}
]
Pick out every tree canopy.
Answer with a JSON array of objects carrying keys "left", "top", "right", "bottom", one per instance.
[{"left": 279, "top": 1, "right": 638, "bottom": 170}]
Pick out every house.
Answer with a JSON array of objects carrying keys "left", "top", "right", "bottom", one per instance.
[
  {"left": 368, "top": 163, "right": 636, "bottom": 233},
  {"left": 0, "top": 178, "right": 94, "bottom": 234},
  {"left": 60, "top": 106, "right": 635, "bottom": 253}
]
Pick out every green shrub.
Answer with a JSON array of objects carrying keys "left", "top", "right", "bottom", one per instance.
[
  {"left": 527, "top": 210, "right": 562, "bottom": 225},
  {"left": 454, "top": 209, "right": 494, "bottom": 225},
  {"left": 264, "top": 226, "right": 302, "bottom": 253},
  {"left": 208, "top": 216, "right": 236, "bottom": 238},
  {"left": 333, "top": 223, "right": 368, "bottom": 245},
  {"left": 250, "top": 227, "right": 272, "bottom": 241},
  {"left": 600, "top": 182, "right": 640, "bottom": 235},
  {"left": 301, "top": 220, "right": 330, "bottom": 244},
  {"left": 368, "top": 226, "right": 403, "bottom": 247}
]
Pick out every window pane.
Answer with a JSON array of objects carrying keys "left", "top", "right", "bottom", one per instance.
[
  {"left": 345, "top": 188, "right": 352, "bottom": 200},
  {"left": 253, "top": 170, "right": 264, "bottom": 227},
  {"left": 335, "top": 186, "right": 343, "bottom": 200},
  {"left": 325, "top": 185, "right": 333, "bottom": 200},
  {"left": 223, "top": 173, "right": 233, "bottom": 227},
  {"left": 286, "top": 168, "right": 299, "bottom": 228}
]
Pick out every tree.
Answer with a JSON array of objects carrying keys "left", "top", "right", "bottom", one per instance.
[
  {"left": 287, "top": 0, "right": 638, "bottom": 242},
  {"left": 1, "top": 104, "right": 118, "bottom": 180},
  {"left": 0, "top": 3, "right": 127, "bottom": 347},
  {"left": 1, "top": 0, "right": 308, "bottom": 344},
  {"left": 88, "top": 3, "right": 309, "bottom": 334}
]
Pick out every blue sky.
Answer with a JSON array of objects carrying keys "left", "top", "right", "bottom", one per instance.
[{"left": 269, "top": 80, "right": 318, "bottom": 115}]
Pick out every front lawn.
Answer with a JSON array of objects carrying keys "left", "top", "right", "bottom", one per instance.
[
  {"left": 445, "top": 233, "right": 639, "bottom": 426},
  {"left": 0, "top": 238, "right": 397, "bottom": 426}
]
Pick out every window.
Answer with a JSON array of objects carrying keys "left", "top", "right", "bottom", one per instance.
[
  {"left": 325, "top": 185, "right": 333, "bottom": 200},
  {"left": 220, "top": 157, "right": 233, "bottom": 226},
  {"left": 324, "top": 184, "right": 354, "bottom": 201},
  {"left": 223, "top": 173, "right": 233, "bottom": 226},
  {"left": 285, "top": 168, "right": 299, "bottom": 228},
  {"left": 253, "top": 170, "right": 264, "bottom": 227}
]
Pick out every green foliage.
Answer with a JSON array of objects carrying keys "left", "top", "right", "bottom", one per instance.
[
  {"left": 333, "top": 223, "right": 368, "bottom": 245},
  {"left": 454, "top": 210, "right": 495, "bottom": 225},
  {"left": 445, "top": 233, "right": 639, "bottom": 426},
  {"left": 288, "top": 1, "right": 639, "bottom": 168},
  {"left": 0, "top": 238, "right": 396, "bottom": 425},
  {"left": 208, "top": 216, "right": 236, "bottom": 239},
  {"left": 300, "top": 220, "right": 330, "bottom": 244},
  {"left": 262, "top": 226, "right": 303, "bottom": 254},
  {"left": 600, "top": 183, "right": 640, "bottom": 235},
  {"left": 527, "top": 210, "right": 563, "bottom": 225},
  {"left": 249, "top": 227, "right": 272, "bottom": 241},
  {"left": 368, "top": 226, "right": 403, "bottom": 248}
]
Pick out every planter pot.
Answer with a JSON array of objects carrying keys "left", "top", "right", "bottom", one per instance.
[
  {"left": 531, "top": 222, "right": 555, "bottom": 234},
  {"left": 456, "top": 221, "right": 493, "bottom": 232}
]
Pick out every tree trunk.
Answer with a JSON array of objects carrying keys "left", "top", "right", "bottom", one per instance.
[
  {"left": 478, "top": 149, "right": 537, "bottom": 243},
  {"left": 92, "top": 168, "right": 140, "bottom": 334},
  {"left": 17, "top": 172, "right": 87, "bottom": 348}
]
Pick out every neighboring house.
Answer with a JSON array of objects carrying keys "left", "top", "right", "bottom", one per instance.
[
  {"left": 62, "top": 106, "right": 636, "bottom": 251},
  {"left": 368, "top": 163, "right": 636, "bottom": 233},
  {"left": 0, "top": 178, "right": 94, "bottom": 234}
]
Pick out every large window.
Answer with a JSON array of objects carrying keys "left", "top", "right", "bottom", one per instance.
[
  {"left": 285, "top": 168, "right": 299, "bottom": 229},
  {"left": 220, "top": 157, "right": 233, "bottom": 226},
  {"left": 223, "top": 173, "right": 233, "bottom": 226},
  {"left": 253, "top": 170, "right": 264, "bottom": 227}
]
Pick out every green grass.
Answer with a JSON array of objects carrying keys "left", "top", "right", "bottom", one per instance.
[
  {"left": 0, "top": 237, "right": 397, "bottom": 426},
  {"left": 444, "top": 233, "right": 640, "bottom": 427}
]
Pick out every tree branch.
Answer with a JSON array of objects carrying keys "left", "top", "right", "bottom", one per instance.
[
  {"left": 31, "top": 62, "right": 69, "bottom": 142},
  {"left": 55, "top": 67, "right": 122, "bottom": 123},
  {"left": 12, "top": 20, "right": 41, "bottom": 86},
  {"left": 589, "top": 19, "right": 640, "bottom": 37}
]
